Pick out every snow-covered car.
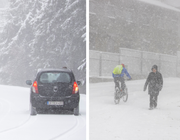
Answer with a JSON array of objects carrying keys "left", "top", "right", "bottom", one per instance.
[{"left": 26, "top": 69, "right": 81, "bottom": 116}]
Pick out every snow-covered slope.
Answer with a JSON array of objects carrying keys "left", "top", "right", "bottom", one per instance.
[
  {"left": 162, "top": 0, "right": 180, "bottom": 8},
  {"left": 90, "top": 78, "right": 180, "bottom": 140},
  {"left": 0, "top": 85, "right": 86, "bottom": 140},
  {"left": 138, "top": 0, "right": 180, "bottom": 11}
]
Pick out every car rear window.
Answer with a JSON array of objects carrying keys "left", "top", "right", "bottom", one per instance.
[{"left": 39, "top": 72, "right": 71, "bottom": 84}]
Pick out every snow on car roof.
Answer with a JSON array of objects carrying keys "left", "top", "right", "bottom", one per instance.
[{"left": 37, "top": 68, "right": 72, "bottom": 73}]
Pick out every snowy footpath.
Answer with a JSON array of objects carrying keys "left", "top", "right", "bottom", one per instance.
[
  {"left": 90, "top": 78, "right": 180, "bottom": 140},
  {"left": 0, "top": 86, "right": 86, "bottom": 140}
]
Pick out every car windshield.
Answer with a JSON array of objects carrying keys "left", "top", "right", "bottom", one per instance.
[{"left": 39, "top": 72, "right": 71, "bottom": 83}]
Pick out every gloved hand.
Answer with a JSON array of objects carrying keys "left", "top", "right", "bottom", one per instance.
[{"left": 156, "top": 84, "right": 162, "bottom": 91}]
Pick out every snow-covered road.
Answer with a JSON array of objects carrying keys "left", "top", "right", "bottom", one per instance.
[
  {"left": 0, "top": 85, "right": 86, "bottom": 140},
  {"left": 90, "top": 78, "right": 180, "bottom": 140}
]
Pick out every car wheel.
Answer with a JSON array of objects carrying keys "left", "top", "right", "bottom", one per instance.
[
  {"left": 30, "top": 103, "right": 37, "bottom": 116},
  {"left": 74, "top": 104, "right": 79, "bottom": 116}
]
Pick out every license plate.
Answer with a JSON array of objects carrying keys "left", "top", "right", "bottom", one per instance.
[{"left": 47, "top": 101, "right": 64, "bottom": 105}]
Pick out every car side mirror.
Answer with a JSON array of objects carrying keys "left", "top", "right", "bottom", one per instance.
[
  {"left": 77, "top": 81, "right": 82, "bottom": 86},
  {"left": 26, "top": 80, "right": 32, "bottom": 85}
]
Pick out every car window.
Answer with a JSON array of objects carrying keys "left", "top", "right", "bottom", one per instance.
[{"left": 39, "top": 72, "right": 71, "bottom": 83}]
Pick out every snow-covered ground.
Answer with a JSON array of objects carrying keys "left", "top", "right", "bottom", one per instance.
[
  {"left": 138, "top": 0, "right": 180, "bottom": 12},
  {"left": 0, "top": 85, "right": 86, "bottom": 140},
  {"left": 90, "top": 78, "right": 180, "bottom": 140}
]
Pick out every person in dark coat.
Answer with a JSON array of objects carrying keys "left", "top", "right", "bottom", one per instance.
[{"left": 143, "top": 65, "right": 163, "bottom": 110}]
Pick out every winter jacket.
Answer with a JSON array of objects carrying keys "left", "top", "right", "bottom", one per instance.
[
  {"left": 144, "top": 71, "right": 163, "bottom": 96},
  {"left": 112, "top": 65, "right": 131, "bottom": 79}
]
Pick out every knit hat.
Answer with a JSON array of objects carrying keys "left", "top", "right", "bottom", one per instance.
[
  {"left": 151, "top": 65, "right": 158, "bottom": 71},
  {"left": 121, "top": 64, "right": 125, "bottom": 68}
]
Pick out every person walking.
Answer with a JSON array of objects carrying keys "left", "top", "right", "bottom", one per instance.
[{"left": 144, "top": 65, "right": 163, "bottom": 110}]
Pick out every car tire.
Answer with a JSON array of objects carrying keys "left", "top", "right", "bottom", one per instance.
[
  {"left": 30, "top": 103, "right": 37, "bottom": 116},
  {"left": 74, "top": 104, "right": 79, "bottom": 116}
]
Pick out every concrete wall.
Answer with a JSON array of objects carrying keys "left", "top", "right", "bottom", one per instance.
[
  {"left": 177, "top": 51, "right": 180, "bottom": 77},
  {"left": 90, "top": 48, "right": 179, "bottom": 83}
]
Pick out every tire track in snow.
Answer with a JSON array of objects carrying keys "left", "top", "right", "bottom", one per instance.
[
  {"left": 0, "top": 98, "right": 12, "bottom": 124},
  {"left": 0, "top": 115, "right": 32, "bottom": 134},
  {"left": 49, "top": 116, "right": 79, "bottom": 140},
  {"left": 0, "top": 92, "right": 86, "bottom": 139},
  {"left": 66, "top": 114, "right": 86, "bottom": 138},
  {"left": 50, "top": 95, "right": 86, "bottom": 140},
  {"left": 50, "top": 115, "right": 86, "bottom": 140},
  {"left": 0, "top": 98, "right": 33, "bottom": 134}
]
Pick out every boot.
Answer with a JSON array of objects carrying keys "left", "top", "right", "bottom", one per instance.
[
  {"left": 149, "top": 105, "right": 154, "bottom": 110},
  {"left": 121, "top": 88, "right": 126, "bottom": 96},
  {"left": 149, "top": 107, "right": 153, "bottom": 110}
]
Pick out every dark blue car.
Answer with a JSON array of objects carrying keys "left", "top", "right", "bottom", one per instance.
[{"left": 26, "top": 68, "right": 81, "bottom": 116}]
